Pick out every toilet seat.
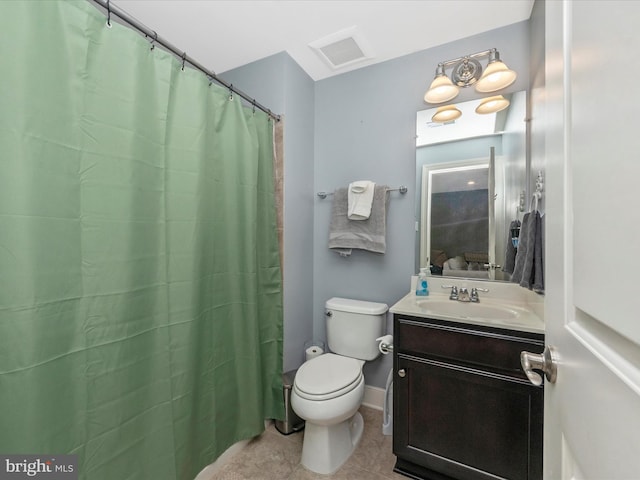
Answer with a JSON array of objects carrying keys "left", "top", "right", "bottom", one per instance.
[{"left": 294, "top": 353, "right": 363, "bottom": 401}]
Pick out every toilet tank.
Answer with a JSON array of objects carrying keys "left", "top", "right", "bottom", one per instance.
[{"left": 325, "top": 297, "right": 388, "bottom": 361}]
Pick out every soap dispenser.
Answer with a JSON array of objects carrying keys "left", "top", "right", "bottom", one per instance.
[{"left": 415, "top": 268, "right": 429, "bottom": 296}]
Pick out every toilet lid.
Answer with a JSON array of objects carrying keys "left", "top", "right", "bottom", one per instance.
[{"left": 294, "top": 353, "right": 363, "bottom": 398}]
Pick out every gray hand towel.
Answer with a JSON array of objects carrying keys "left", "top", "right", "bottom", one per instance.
[
  {"left": 503, "top": 219, "right": 521, "bottom": 274},
  {"left": 532, "top": 214, "right": 544, "bottom": 292},
  {"left": 328, "top": 185, "right": 389, "bottom": 256},
  {"left": 511, "top": 213, "right": 530, "bottom": 284},
  {"left": 511, "top": 211, "right": 544, "bottom": 292}
]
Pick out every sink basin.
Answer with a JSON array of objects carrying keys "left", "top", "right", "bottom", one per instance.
[
  {"left": 391, "top": 291, "right": 544, "bottom": 334},
  {"left": 415, "top": 299, "right": 520, "bottom": 321}
]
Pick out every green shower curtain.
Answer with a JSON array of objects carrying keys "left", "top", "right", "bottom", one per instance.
[{"left": 0, "top": 2, "right": 284, "bottom": 479}]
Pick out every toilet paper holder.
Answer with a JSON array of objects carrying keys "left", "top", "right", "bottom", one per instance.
[{"left": 376, "top": 335, "right": 394, "bottom": 355}]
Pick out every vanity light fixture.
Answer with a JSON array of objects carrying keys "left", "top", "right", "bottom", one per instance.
[
  {"left": 475, "top": 50, "right": 517, "bottom": 93},
  {"left": 424, "top": 48, "right": 517, "bottom": 104},
  {"left": 431, "top": 105, "right": 462, "bottom": 123},
  {"left": 475, "top": 95, "right": 510, "bottom": 115},
  {"left": 423, "top": 64, "right": 459, "bottom": 103}
]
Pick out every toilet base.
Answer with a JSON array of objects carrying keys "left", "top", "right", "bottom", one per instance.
[{"left": 300, "top": 411, "right": 364, "bottom": 475}]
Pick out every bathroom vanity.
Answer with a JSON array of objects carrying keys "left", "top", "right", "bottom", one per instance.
[{"left": 390, "top": 285, "right": 544, "bottom": 480}]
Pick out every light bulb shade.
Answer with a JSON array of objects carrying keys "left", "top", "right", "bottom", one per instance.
[
  {"left": 431, "top": 105, "right": 462, "bottom": 123},
  {"left": 475, "top": 95, "right": 510, "bottom": 114},
  {"left": 475, "top": 60, "right": 517, "bottom": 93},
  {"left": 424, "top": 74, "right": 460, "bottom": 104}
]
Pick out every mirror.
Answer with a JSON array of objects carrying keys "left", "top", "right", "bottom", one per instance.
[{"left": 415, "top": 91, "right": 527, "bottom": 282}]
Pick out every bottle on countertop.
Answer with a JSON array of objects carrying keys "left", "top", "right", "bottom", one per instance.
[{"left": 415, "top": 267, "right": 429, "bottom": 296}]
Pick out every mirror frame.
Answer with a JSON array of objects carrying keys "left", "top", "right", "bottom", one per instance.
[{"left": 420, "top": 158, "right": 493, "bottom": 278}]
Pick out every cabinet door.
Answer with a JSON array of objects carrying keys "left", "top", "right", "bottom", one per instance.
[{"left": 394, "top": 355, "right": 542, "bottom": 480}]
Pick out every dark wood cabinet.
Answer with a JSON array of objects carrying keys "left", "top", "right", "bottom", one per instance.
[{"left": 393, "top": 314, "right": 544, "bottom": 480}]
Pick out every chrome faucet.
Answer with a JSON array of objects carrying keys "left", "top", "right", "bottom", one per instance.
[
  {"left": 470, "top": 288, "right": 480, "bottom": 302},
  {"left": 458, "top": 287, "right": 470, "bottom": 302},
  {"left": 443, "top": 285, "right": 489, "bottom": 302},
  {"left": 442, "top": 285, "right": 458, "bottom": 300},
  {"left": 470, "top": 287, "right": 489, "bottom": 302}
]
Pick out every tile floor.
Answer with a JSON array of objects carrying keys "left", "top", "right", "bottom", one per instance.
[{"left": 207, "top": 406, "right": 407, "bottom": 480}]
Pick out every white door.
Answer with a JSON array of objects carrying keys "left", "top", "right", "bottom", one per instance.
[{"left": 542, "top": 1, "right": 640, "bottom": 478}]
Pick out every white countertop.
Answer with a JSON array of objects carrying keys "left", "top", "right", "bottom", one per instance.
[{"left": 390, "top": 291, "right": 545, "bottom": 334}]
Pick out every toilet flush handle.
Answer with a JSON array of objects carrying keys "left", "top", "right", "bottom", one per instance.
[
  {"left": 325, "top": 310, "right": 332, "bottom": 317},
  {"left": 398, "top": 369, "right": 406, "bottom": 378}
]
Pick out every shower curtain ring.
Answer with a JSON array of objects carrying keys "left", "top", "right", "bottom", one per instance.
[
  {"left": 181, "top": 52, "right": 186, "bottom": 71},
  {"left": 228, "top": 85, "right": 234, "bottom": 101},
  {"left": 149, "top": 30, "right": 157, "bottom": 51},
  {"left": 106, "top": 0, "right": 112, "bottom": 28},
  {"left": 252, "top": 100, "right": 256, "bottom": 116}
]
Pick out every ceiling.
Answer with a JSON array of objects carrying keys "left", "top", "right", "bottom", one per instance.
[{"left": 113, "top": 0, "right": 534, "bottom": 81}]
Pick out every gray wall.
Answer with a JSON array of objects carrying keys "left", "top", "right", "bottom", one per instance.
[
  {"left": 314, "top": 21, "right": 530, "bottom": 387},
  {"left": 224, "top": 20, "right": 531, "bottom": 388}
]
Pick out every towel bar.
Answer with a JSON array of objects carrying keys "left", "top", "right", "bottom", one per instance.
[{"left": 317, "top": 185, "right": 407, "bottom": 199}]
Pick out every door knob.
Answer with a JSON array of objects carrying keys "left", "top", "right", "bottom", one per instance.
[
  {"left": 398, "top": 369, "right": 406, "bottom": 378},
  {"left": 520, "top": 346, "right": 557, "bottom": 386}
]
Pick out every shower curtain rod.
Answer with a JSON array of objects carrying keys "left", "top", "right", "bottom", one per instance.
[{"left": 89, "top": 0, "right": 280, "bottom": 122}]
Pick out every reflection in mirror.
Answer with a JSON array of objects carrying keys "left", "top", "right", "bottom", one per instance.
[
  {"left": 421, "top": 160, "right": 494, "bottom": 279},
  {"left": 415, "top": 91, "right": 527, "bottom": 282}
]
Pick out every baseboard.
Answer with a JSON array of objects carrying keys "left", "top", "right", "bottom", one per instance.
[{"left": 362, "top": 385, "right": 385, "bottom": 410}]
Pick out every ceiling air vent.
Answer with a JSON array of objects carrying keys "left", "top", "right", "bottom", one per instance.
[{"left": 309, "top": 26, "right": 373, "bottom": 69}]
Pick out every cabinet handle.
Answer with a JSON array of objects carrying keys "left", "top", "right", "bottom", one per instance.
[{"left": 398, "top": 369, "right": 406, "bottom": 378}]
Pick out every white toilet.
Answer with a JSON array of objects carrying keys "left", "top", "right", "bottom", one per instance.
[{"left": 291, "top": 297, "right": 388, "bottom": 474}]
